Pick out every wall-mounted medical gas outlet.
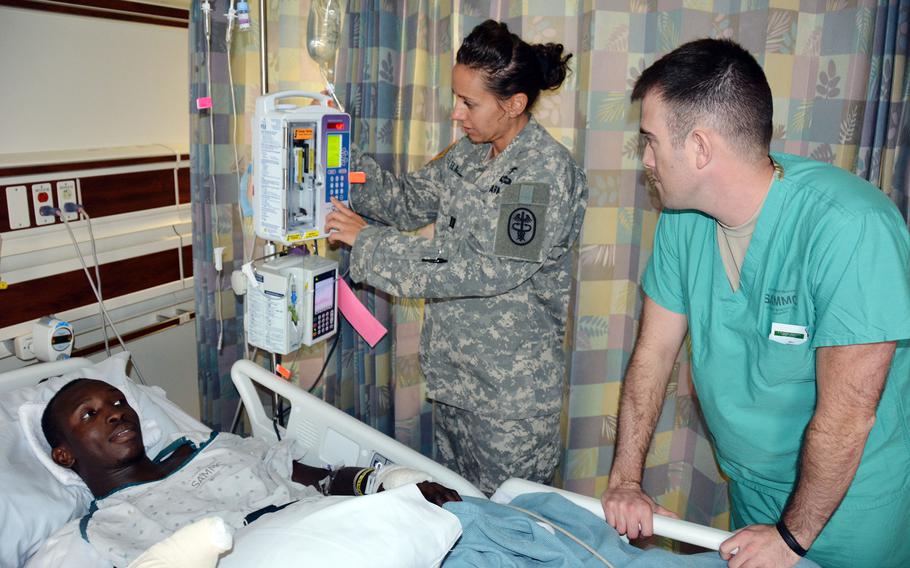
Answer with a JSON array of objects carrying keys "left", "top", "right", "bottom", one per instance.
[
  {"left": 14, "top": 335, "right": 36, "bottom": 361},
  {"left": 31, "top": 183, "right": 56, "bottom": 225},
  {"left": 245, "top": 255, "right": 339, "bottom": 354},
  {"left": 5, "top": 185, "right": 30, "bottom": 229},
  {"left": 252, "top": 90, "right": 351, "bottom": 244},
  {"left": 56, "top": 180, "right": 78, "bottom": 221}
]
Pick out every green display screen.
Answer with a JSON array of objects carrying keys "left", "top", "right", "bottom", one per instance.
[{"left": 326, "top": 134, "right": 341, "bottom": 169}]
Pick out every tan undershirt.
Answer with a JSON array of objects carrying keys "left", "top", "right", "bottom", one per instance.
[{"left": 716, "top": 180, "right": 772, "bottom": 292}]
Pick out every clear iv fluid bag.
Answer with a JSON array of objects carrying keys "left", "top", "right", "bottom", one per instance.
[{"left": 307, "top": 0, "right": 341, "bottom": 83}]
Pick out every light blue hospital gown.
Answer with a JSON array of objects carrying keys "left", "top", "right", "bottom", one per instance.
[{"left": 78, "top": 432, "right": 321, "bottom": 567}]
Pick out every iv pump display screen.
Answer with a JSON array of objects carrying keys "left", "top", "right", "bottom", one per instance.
[
  {"left": 326, "top": 134, "right": 342, "bottom": 169},
  {"left": 314, "top": 270, "right": 335, "bottom": 314}
]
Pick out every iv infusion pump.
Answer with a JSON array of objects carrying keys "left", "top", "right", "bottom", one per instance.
[
  {"left": 245, "top": 255, "right": 339, "bottom": 354},
  {"left": 253, "top": 90, "right": 351, "bottom": 245}
]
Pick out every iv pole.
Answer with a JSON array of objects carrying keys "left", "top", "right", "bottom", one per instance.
[
  {"left": 259, "top": 0, "right": 268, "bottom": 96},
  {"left": 231, "top": 0, "right": 277, "bottom": 435},
  {"left": 257, "top": 0, "right": 281, "bottom": 425}
]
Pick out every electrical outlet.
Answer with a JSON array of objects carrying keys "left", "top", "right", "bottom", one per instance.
[
  {"left": 56, "top": 180, "right": 78, "bottom": 221},
  {"left": 31, "top": 183, "right": 55, "bottom": 225},
  {"left": 14, "top": 335, "right": 36, "bottom": 361}
]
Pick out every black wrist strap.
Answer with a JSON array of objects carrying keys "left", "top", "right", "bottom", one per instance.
[{"left": 776, "top": 520, "right": 808, "bottom": 557}]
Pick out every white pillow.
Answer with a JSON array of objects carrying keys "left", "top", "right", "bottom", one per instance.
[
  {"left": 220, "top": 484, "right": 463, "bottom": 568},
  {"left": 0, "top": 353, "right": 202, "bottom": 568}
]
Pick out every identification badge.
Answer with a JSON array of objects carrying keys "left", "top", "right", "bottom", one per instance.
[{"left": 769, "top": 322, "right": 809, "bottom": 345}]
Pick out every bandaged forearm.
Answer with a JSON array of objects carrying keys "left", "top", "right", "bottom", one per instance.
[
  {"left": 127, "top": 517, "right": 233, "bottom": 568},
  {"left": 374, "top": 465, "right": 433, "bottom": 491},
  {"left": 327, "top": 465, "right": 432, "bottom": 496}
]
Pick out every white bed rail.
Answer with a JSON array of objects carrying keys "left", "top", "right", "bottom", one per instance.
[
  {"left": 0, "top": 357, "right": 93, "bottom": 392},
  {"left": 230, "top": 359, "right": 486, "bottom": 498},
  {"left": 494, "top": 478, "right": 733, "bottom": 551}
]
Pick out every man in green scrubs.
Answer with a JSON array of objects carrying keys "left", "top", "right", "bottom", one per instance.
[{"left": 600, "top": 39, "right": 910, "bottom": 568}]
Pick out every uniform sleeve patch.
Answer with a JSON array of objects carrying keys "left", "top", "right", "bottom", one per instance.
[{"left": 494, "top": 183, "right": 550, "bottom": 262}]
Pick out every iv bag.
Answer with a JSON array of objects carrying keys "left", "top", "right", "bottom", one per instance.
[{"left": 306, "top": 0, "right": 342, "bottom": 84}]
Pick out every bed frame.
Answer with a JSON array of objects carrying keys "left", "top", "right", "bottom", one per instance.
[
  {"left": 1, "top": 356, "right": 733, "bottom": 566},
  {"left": 230, "top": 358, "right": 733, "bottom": 550}
]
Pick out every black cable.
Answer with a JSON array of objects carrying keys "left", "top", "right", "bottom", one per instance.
[
  {"left": 278, "top": 325, "right": 342, "bottom": 423},
  {"left": 272, "top": 417, "right": 282, "bottom": 441},
  {"left": 309, "top": 330, "right": 340, "bottom": 393},
  {"left": 306, "top": 265, "right": 351, "bottom": 396}
]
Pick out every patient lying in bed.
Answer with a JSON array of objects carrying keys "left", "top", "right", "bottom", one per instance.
[
  {"left": 28, "top": 377, "right": 820, "bottom": 568},
  {"left": 33, "top": 378, "right": 460, "bottom": 567}
]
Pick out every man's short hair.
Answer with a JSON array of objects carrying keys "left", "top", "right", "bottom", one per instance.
[
  {"left": 41, "top": 378, "right": 91, "bottom": 448},
  {"left": 632, "top": 38, "right": 773, "bottom": 155}
]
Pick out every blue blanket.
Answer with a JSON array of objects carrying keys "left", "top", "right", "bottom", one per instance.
[{"left": 442, "top": 493, "right": 819, "bottom": 568}]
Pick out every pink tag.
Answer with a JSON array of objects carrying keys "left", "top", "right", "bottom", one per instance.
[
  {"left": 338, "top": 279, "right": 388, "bottom": 347},
  {"left": 196, "top": 97, "right": 213, "bottom": 110}
]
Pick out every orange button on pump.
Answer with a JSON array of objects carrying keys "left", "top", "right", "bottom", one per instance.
[{"left": 349, "top": 171, "right": 366, "bottom": 184}]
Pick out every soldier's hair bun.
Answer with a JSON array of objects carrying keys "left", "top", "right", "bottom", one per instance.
[
  {"left": 456, "top": 20, "right": 573, "bottom": 112},
  {"left": 532, "top": 42, "right": 572, "bottom": 92}
]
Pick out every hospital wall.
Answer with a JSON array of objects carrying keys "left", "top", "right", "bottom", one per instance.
[{"left": 0, "top": 1, "right": 201, "bottom": 419}]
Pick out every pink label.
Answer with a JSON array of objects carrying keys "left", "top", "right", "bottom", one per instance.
[
  {"left": 196, "top": 97, "right": 213, "bottom": 109},
  {"left": 338, "top": 279, "right": 388, "bottom": 348}
]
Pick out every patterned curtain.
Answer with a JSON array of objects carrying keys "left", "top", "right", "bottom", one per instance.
[
  {"left": 857, "top": 0, "right": 909, "bottom": 221},
  {"left": 190, "top": 0, "right": 246, "bottom": 429}
]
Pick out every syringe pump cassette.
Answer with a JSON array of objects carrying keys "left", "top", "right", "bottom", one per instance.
[
  {"left": 252, "top": 90, "right": 351, "bottom": 245},
  {"left": 245, "top": 255, "right": 339, "bottom": 354}
]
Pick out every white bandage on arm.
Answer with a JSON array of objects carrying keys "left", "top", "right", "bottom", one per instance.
[
  {"left": 126, "top": 517, "right": 233, "bottom": 568},
  {"left": 370, "top": 465, "right": 432, "bottom": 493}
]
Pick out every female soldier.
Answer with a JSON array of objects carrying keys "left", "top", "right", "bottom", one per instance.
[{"left": 325, "top": 20, "right": 587, "bottom": 494}]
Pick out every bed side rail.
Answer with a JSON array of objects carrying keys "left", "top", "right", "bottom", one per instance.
[
  {"left": 230, "top": 359, "right": 485, "bottom": 498},
  {"left": 493, "top": 478, "right": 732, "bottom": 551}
]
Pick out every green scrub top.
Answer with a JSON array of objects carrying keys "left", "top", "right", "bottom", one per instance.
[{"left": 642, "top": 153, "right": 910, "bottom": 559}]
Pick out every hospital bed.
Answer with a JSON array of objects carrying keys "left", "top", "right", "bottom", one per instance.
[
  {"left": 230, "top": 359, "right": 733, "bottom": 549},
  {"left": 1, "top": 355, "right": 733, "bottom": 567}
]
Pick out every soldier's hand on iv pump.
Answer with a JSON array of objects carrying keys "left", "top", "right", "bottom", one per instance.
[{"left": 325, "top": 197, "right": 367, "bottom": 247}]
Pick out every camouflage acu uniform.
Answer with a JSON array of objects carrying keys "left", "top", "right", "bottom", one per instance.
[
  {"left": 434, "top": 402, "right": 561, "bottom": 494},
  {"left": 349, "top": 117, "right": 587, "bottom": 491}
]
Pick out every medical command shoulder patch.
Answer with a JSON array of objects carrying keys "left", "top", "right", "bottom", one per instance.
[
  {"left": 508, "top": 208, "right": 537, "bottom": 245},
  {"left": 494, "top": 183, "right": 549, "bottom": 262}
]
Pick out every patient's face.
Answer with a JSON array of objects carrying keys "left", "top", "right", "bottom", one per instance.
[{"left": 51, "top": 380, "right": 145, "bottom": 469}]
